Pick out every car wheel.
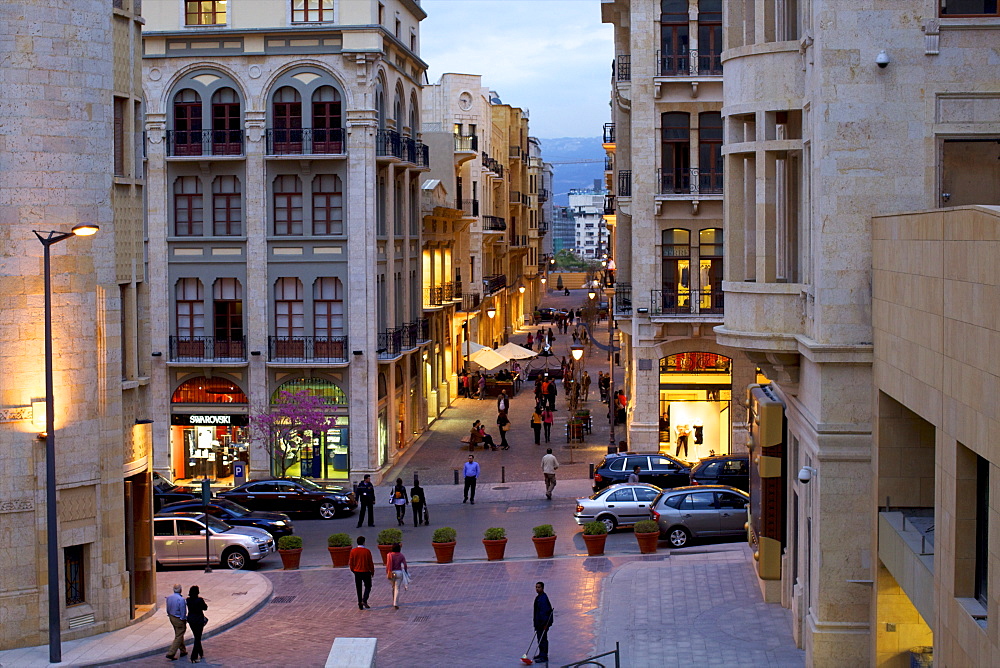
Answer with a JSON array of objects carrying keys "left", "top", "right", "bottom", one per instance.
[
  {"left": 667, "top": 526, "right": 691, "bottom": 548},
  {"left": 222, "top": 547, "right": 249, "bottom": 570},
  {"left": 597, "top": 515, "right": 617, "bottom": 533},
  {"left": 318, "top": 502, "right": 338, "bottom": 519}
]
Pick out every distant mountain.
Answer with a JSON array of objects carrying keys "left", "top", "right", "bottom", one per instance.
[{"left": 538, "top": 137, "right": 606, "bottom": 205}]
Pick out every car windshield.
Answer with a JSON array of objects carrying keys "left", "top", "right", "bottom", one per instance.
[
  {"left": 214, "top": 499, "right": 250, "bottom": 517},
  {"left": 291, "top": 477, "right": 321, "bottom": 491},
  {"left": 204, "top": 515, "right": 232, "bottom": 533}
]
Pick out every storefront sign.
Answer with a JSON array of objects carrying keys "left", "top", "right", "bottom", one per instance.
[{"left": 171, "top": 414, "right": 249, "bottom": 426}]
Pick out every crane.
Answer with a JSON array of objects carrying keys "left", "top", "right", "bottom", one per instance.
[{"left": 547, "top": 159, "right": 605, "bottom": 165}]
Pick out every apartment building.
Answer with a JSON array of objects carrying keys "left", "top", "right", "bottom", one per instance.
[
  {"left": 0, "top": 0, "right": 152, "bottom": 649},
  {"left": 567, "top": 189, "right": 609, "bottom": 259},
  {"left": 143, "top": 0, "right": 429, "bottom": 486},
  {"left": 601, "top": 0, "right": 752, "bottom": 462}
]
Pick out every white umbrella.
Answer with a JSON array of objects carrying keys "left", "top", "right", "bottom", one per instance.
[
  {"left": 469, "top": 347, "right": 508, "bottom": 370},
  {"left": 495, "top": 342, "right": 538, "bottom": 360},
  {"left": 462, "top": 340, "right": 489, "bottom": 356}
]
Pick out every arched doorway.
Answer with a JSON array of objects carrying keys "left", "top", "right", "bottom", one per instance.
[
  {"left": 269, "top": 377, "right": 349, "bottom": 479},
  {"left": 169, "top": 376, "right": 248, "bottom": 485},
  {"left": 658, "top": 352, "right": 732, "bottom": 459}
]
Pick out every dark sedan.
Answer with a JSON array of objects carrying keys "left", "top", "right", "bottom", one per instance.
[
  {"left": 158, "top": 498, "right": 295, "bottom": 538},
  {"left": 689, "top": 455, "right": 750, "bottom": 492},
  {"left": 592, "top": 453, "right": 692, "bottom": 491},
  {"left": 218, "top": 477, "right": 357, "bottom": 519},
  {"left": 152, "top": 476, "right": 197, "bottom": 511}
]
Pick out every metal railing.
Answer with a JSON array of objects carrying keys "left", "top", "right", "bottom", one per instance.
[
  {"left": 376, "top": 128, "right": 402, "bottom": 158},
  {"left": 657, "top": 49, "right": 691, "bottom": 76},
  {"left": 616, "top": 54, "right": 631, "bottom": 81},
  {"left": 268, "top": 336, "right": 348, "bottom": 363},
  {"left": 482, "top": 215, "right": 507, "bottom": 231},
  {"left": 538, "top": 188, "right": 549, "bottom": 202},
  {"left": 649, "top": 289, "right": 724, "bottom": 315},
  {"left": 562, "top": 642, "right": 621, "bottom": 668},
  {"left": 603, "top": 123, "right": 615, "bottom": 144},
  {"left": 401, "top": 322, "right": 419, "bottom": 350},
  {"left": 656, "top": 168, "right": 723, "bottom": 194},
  {"left": 166, "top": 129, "right": 244, "bottom": 157},
  {"left": 618, "top": 170, "right": 632, "bottom": 197},
  {"left": 604, "top": 195, "right": 616, "bottom": 215},
  {"left": 615, "top": 283, "right": 632, "bottom": 315},
  {"left": 483, "top": 274, "right": 507, "bottom": 295},
  {"left": 418, "top": 317, "right": 430, "bottom": 342},
  {"left": 401, "top": 136, "right": 417, "bottom": 163},
  {"left": 264, "top": 128, "right": 345, "bottom": 156},
  {"left": 605, "top": 155, "right": 613, "bottom": 171},
  {"left": 377, "top": 327, "right": 403, "bottom": 359},
  {"left": 482, "top": 153, "right": 505, "bottom": 177},
  {"left": 454, "top": 134, "right": 478, "bottom": 152},
  {"left": 169, "top": 336, "right": 247, "bottom": 362},
  {"left": 459, "top": 292, "right": 481, "bottom": 312},
  {"left": 424, "top": 283, "right": 456, "bottom": 306},
  {"left": 509, "top": 146, "right": 521, "bottom": 158},
  {"left": 417, "top": 142, "right": 429, "bottom": 167},
  {"left": 538, "top": 221, "right": 549, "bottom": 235},
  {"left": 698, "top": 50, "right": 723, "bottom": 75}
]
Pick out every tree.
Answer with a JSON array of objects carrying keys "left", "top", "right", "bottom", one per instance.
[{"left": 249, "top": 389, "right": 335, "bottom": 477}]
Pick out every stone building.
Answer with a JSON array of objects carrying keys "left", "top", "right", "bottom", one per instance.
[
  {"left": 568, "top": 189, "right": 610, "bottom": 259},
  {"left": 0, "top": 0, "right": 152, "bottom": 650},
  {"left": 142, "top": 0, "right": 429, "bottom": 486},
  {"left": 601, "top": 0, "right": 752, "bottom": 460}
]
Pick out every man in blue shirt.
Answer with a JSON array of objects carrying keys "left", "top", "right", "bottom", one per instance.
[
  {"left": 462, "top": 454, "right": 480, "bottom": 504},
  {"left": 533, "top": 581, "right": 554, "bottom": 663},
  {"left": 165, "top": 583, "right": 188, "bottom": 660}
]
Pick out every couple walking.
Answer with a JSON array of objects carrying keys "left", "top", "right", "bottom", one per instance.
[
  {"left": 349, "top": 536, "right": 411, "bottom": 610},
  {"left": 530, "top": 404, "right": 554, "bottom": 444},
  {"left": 165, "top": 584, "right": 208, "bottom": 662}
]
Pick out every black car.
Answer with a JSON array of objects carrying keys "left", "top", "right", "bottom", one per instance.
[
  {"left": 158, "top": 498, "right": 295, "bottom": 538},
  {"left": 218, "top": 477, "right": 357, "bottom": 519},
  {"left": 153, "top": 476, "right": 197, "bottom": 511},
  {"left": 689, "top": 455, "right": 750, "bottom": 492},
  {"left": 592, "top": 453, "right": 691, "bottom": 492}
]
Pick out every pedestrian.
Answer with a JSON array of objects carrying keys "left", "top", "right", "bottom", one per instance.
[
  {"left": 526, "top": 332, "right": 534, "bottom": 349},
  {"left": 532, "top": 582, "right": 554, "bottom": 663},
  {"left": 350, "top": 535, "right": 375, "bottom": 610},
  {"left": 164, "top": 583, "right": 188, "bottom": 661},
  {"left": 572, "top": 332, "right": 579, "bottom": 344},
  {"left": 460, "top": 370, "right": 469, "bottom": 398},
  {"left": 581, "top": 371, "right": 591, "bottom": 401},
  {"left": 497, "top": 410, "right": 511, "bottom": 450},
  {"left": 541, "top": 448, "right": 560, "bottom": 500},
  {"left": 391, "top": 477, "right": 408, "bottom": 526},
  {"left": 463, "top": 453, "right": 480, "bottom": 504},
  {"left": 598, "top": 372, "right": 610, "bottom": 403},
  {"left": 497, "top": 388, "right": 510, "bottom": 414},
  {"left": 186, "top": 585, "right": 208, "bottom": 663},
  {"left": 356, "top": 474, "right": 376, "bottom": 527},
  {"left": 534, "top": 377, "right": 543, "bottom": 404},
  {"left": 385, "top": 543, "right": 410, "bottom": 610},
  {"left": 548, "top": 327, "right": 555, "bottom": 343},
  {"left": 469, "top": 420, "right": 483, "bottom": 452},
  {"left": 478, "top": 373, "right": 487, "bottom": 400},
  {"left": 478, "top": 422, "right": 497, "bottom": 450},
  {"left": 410, "top": 479, "right": 428, "bottom": 526},
  {"left": 541, "top": 406, "right": 554, "bottom": 443},
  {"left": 628, "top": 465, "right": 641, "bottom": 483},
  {"left": 544, "top": 375, "right": 558, "bottom": 411},
  {"left": 530, "top": 405, "right": 543, "bottom": 445},
  {"left": 615, "top": 389, "right": 627, "bottom": 425}
]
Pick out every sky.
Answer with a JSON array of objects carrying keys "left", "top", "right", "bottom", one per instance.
[{"left": 419, "top": 0, "right": 614, "bottom": 139}]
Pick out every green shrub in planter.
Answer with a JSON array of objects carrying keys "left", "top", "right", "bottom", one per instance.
[
  {"left": 432, "top": 527, "right": 457, "bottom": 543},
  {"left": 277, "top": 535, "right": 303, "bottom": 550},
  {"left": 377, "top": 528, "right": 403, "bottom": 545},
  {"left": 483, "top": 527, "right": 507, "bottom": 540},
  {"left": 532, "top": 524, "right": 555, "bottom": 538},
  {"left": 633, "top": 520, "right": 660, "bottom": 534},
  {"left": 327, "top": 533, "right": 352, "bottom": 548},
  {"left": 583, "top": 521, "right": 608, "bottom": 535}
]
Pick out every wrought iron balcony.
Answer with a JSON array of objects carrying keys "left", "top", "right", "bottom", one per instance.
[
  {"left": 510, "top": 234, "right": 529, "bottom": 247},
  {"left": 376, "top": 128, "right": 402, "bottom": 158},
  {"left": 656, "top": 49, "right": 691, "bottom": 77},
  {"left": 169, "top": 336, "right": 246, "bottom": 362},
  {"left": 401, "top": 322, "right": 419, "bottom": 350},
  {"left": 698, "top": 51, "right": 723, "bottom": 76},
  {"left": 649, "top": 289, "right": 724, "bottom": 315},
  {"left": 417, "top": 317, "right": 430, "bottom": 343},
  {"left": 482, "top": 215, "right": 507, "bottom": 232},
  {"left": 618, "top": 170, "right": 631, "bottom": 197},
  {"left": 424, "top": 283, "right": 456, "bottom": 307},
  {"left": 456, "top": 199, "right": 480, "bottom": 216},
  {"left": 459, "top": 292, "right": 481, "bottom": 312},
  {"left": 264, "top": 128, "right": 345, "bottom": 156},
  {"left": 616, "top": 54, "right": 631, "bottom": 81},
  {"left": 605, "top": 156, "right": 613, "bottom": 171},
  {"left": 401, "top": 136, "right": 417, "bottom": 163},
  {"left": 455, "top": 134, "right": 478, "bottom": 152},
  {"left": 483, "top": 274, "right": 507, "bottom": 295},
  {"left": 166, "top": 130, "right": 244, "bottom": 157},
  {"left": 538, "top": 221, "right": 549, "bottom": 235},
  {"left": 538, "top": 188, "right": 549, "bottom": 202},
  {"left": 603, "top": 123, "right": 615, "bottom": 144},
  {"left": 614, "top": 283, "right": 632, "bottom": 315},
  {"left": 377, "top": 327, "right": 403, "bottom": 359},
  {"left": 417, "top": 141, "right": 429, "bottom": 167},
  {"left": 268, "top": 336, "right": 348, "bottom": 363},
  {"left": 656, "top": 168, "right": 723, "bottom": 195}
]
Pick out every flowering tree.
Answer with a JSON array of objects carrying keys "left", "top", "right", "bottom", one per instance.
[{"left": 249, "top": 389, "right": 334, "bottom": 478}]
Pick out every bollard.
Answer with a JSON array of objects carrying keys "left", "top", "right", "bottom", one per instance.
[
  {"left": 502, "top": 466, "right": 505, "bottom": 483},
  {"left": 589, "top": 463, "right": 595, "bottom": 479},
  {"left": 454, "top": 468, "right": 460, "bottom": 485}
]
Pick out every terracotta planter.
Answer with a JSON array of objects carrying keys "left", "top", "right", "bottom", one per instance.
[
  {"left": 328, "top": 545, "right": 352, "bottom": 568},
  {"left": 582, "top": 533, "right": 607, "bottom": 556},
  {"left": 532, "top": 535, "right": 557, "bottom": 559},
  {"left": 377, "top": 543, "right": 394, "bottom": 564},
  {"left": 635, "top": 531, "right": 660, "bottom": 554},
  {"left": 278, "top": 548, "right": 303, "bottom": 570},
  {"left": 483, "top": 538, "right": 508, "bottom": 561},
  {"left": 433, "top": 540, "right": 456, "bottom": 564}
]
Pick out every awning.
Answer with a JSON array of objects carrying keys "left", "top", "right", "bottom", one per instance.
[
  {"left": 495, "top": 342, "right": 538, "bottom": 360},
  {"left": 468, "top": 347, "right": 509, "bottom": 370}
]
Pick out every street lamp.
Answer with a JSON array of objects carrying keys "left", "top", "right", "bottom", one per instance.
[
  {"left": 33, "top": 223, "right": 99, "bottom": 664},
  {"left": 518, "top": 285, "right": 526, "bottom": 294},
  {"left": 486, "top": 306, "right": 496, "bottom": 319},
  {"left": 570, "top": 345, "right": 584, "bottom": 362},
  {"left": 588, "top": 288, "right": 597, "bottom": 300}
]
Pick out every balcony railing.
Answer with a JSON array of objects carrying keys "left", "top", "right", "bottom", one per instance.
[
  {"left": 264, "top": 128, "right": 345, "bottom": 156},
  {"left": 376, "top": 128, "right": 402, "bottom": 158},
  {"left": 417, "top": 141, "right": 429, "bottom": 167},
  {"left": 459, "top": 292, "right": 481, "bottom": 312},
  {"left": 604, "top": 195, "right": 616, "bottom": 215},
  {"left": 377, "top": 327, "right": 403, "bottom": 359},
  {"left": 456, "top": 199, "right": 480, "bottom": 216},
  {"left": 166, "top": 130, "right": 244, "bottom": 157},
  {"left": 482, "top": 153, "right": 505, "bottom": 178},
  {"left": 401, "top": 136, "right": 417, "bottom": 163},
  {"left": 656, "top": 49, "right": 691, "bottom": 77},
  {"left": 615, "top": 283, "right": 632, "bottom": 315},
  {"left": 483, "top": 274, "right": 507, "bottom": 295},
  {"left": 509, "top": 190, "right": 522, "bottom": 204},
  {"left": 510, "top": 234, "right": 528, "bottom": 247},
  {"left": 509, "top": 146, "right": 521, "bottom": 158},
  {"left": 616, "top": 54, "right": 631, "bottom": 81},
  {"left": 538, "top": 221, "right": 549, "bottom": 235},
  {"left": 268, "top": 336, "right": 348, "bottom": 363},
  {"left": 698, "top": 51, "right": 723, "bottom": 75},
  {"left": 169, "top": 336, "right": 246, "bottom": 362},
  {"left": 482, "top": 215, "right": 507, "bottom": 231},
  {"left": 603, "top": 123, "right": 615, "bottom": 144},
  {"left": 424, "top": 282, "right": 456, "bottom": 306},
  {"left": 418, "top": 317, "right": 431, "bottom": 342},
  {"left": 618, "top": 170, "right": 631, "bottom": 197},
  {"left": 401, "top": 322, "right": 419, "bottom": 350},
  {"left": 649, "top": 289, "right": 724, "bottom": 315},
  {"left": 455, "top": 134, "right": 478, "bottom": 152},
  {"left": 656, "top": 168, "right": 723, "bottom": 195},
  {"left": 605, "top": 156, "right": 613, "bottom": 171}
]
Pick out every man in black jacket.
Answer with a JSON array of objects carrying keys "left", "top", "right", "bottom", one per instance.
[
  {"left": 533, "top": 581, "right": 554, "bottom": 663},
  {"left": 356, "top": 474, "right": 376, "bottom": 527}
]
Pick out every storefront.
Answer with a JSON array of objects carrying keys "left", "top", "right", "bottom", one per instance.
[
  {"left": 169, "top": 377, "right": 249, "bottom": 486},
  {"left": 658, "top": 352, "right": 732, "bottom": 460},
  {"left": 270, "top": 377, "right": 349, "bottom": 480}
]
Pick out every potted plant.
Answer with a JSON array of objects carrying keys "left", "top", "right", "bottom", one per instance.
[
  {"left": 634, "top": 520, "right": 660, "bottom": 554},
  {"left": 532, "top": 524, "right": 557, "bottom": 559},
  {"left": 377, "top": 528, "right": 403, "bottom": 564},
  {"left": 327, "top": 533, "right": 352, "bottom": 568},
  {"left": 581, "top": 521, "right": 608, "bottom": 556},
  {"left": 277, "top": 535, "right": 303, "bottom": 570},
  {"left": 483, "top": 527, "right": 508, "bottom": 561},
  {"left": 432, "top": 527, "right": 457, "bottom": 564}
]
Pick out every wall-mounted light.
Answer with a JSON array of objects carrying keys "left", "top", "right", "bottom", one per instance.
[
  {"left": 353, "top": 350, "right": 364, "bottom": 356},
  {"left": 250, "top": 351, "right": 261, "bottom": 356},
  {"left": 32, "top": 400, "right": 47, "bottom": 432},
  {"left": 637, "top": 307, "right": 649, "bottom": 314},
  {"left": 151, "top": 352, "right": 162, "bottom": 357},
  {"left": 486, "top": 306, "right": 497, "bottom": 319}
]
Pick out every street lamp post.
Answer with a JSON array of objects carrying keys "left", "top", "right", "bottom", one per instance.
[{"left": 33, "top": 224, "right": 99, "bottom": 664}]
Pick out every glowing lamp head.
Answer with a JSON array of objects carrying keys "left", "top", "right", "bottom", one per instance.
[
  {"left": 71, "top": 224, "right": 99, "bottom": 237},
  {"left": 486, "top": 306, "right": 497, "bottom": 319},
  {"left": 570, "top": 345, "right": 584, "bottom": 361},
  {"left": 518, "top": 285, "right": 526, "bottom": 294}
]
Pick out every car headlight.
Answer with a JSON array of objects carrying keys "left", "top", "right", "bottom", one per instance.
[
  {"left": 251, "top": 536, "right": 267, "bottom": 544},
  {"left": 271, "top": 521, "right": 286, "bottom": 527},
  {"left": 328, "top": 495, "right": 347, "bottom": 502}
]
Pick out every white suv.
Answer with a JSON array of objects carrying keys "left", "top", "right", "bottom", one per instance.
[{"left": 154, "top": 512, "right": 274, "bottom": 570}]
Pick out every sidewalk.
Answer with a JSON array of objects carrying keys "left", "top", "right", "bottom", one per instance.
[{"left": 0, "top": 570, "right": 271, "bottom": 667}]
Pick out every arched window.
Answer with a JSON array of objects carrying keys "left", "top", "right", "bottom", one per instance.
[
  {"left": 211, "top": 87, "right": 242, "bottom": 155},
  {"left": 173, "top": 89, "right": 202, "bottom": 156},
  {"left": 175, "top": 278, "right": 204, "bottom": 338},
  {"left": 660, "top": 113, "right": 690, "bottom": 193},
  {"left": 272, "top": 87, "right": 303, "bottom": 153},
  {"left": 312, "top": 175, "right": 343, "bottom": 235},
  {"left": 274, "top": 278, "right": 304, "bottom": 338},
  {"left": 172, "top": 377, "right": 247, "bottom": 403},
  {"left": 698, "top": 0, "right": 723, "bottom": 74},
  {"left": 313, "top": 277, "right": 344, "bottom": 339},
  {"left": 312, "top": 86, "right": 343, "bottom": 153},
  {"left": 174, "top": 176, "right": 203, "bottom": 236},
  {"left": 698, "top": 112, "right": 723, "bottom": 193},
  {"left": 659, "top": 0, "right": 689, "bottom": 75},
  {"left": 271, "top": 377, "right": 347, "bottom": 405},
  {"left": 661, "top": 229, "right": 691, "bottom": 311},
  {"left": 409, "top": 92, "right": 419, "bottom": 138},
  {"left": 273, "top": 175, "right": 303, "bottom": 235},
  {"left": 393, "top": 85, "right": 404, "bottom": 133},
  {"left": 212, "top": 175, "right": 242, "bottom": 236}
]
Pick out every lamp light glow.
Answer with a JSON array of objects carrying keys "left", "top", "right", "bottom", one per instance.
[
  {"left": 570, "top": 345, "right": 584, "bottom": 361},
  {"left": 71, "top": 224, "right": 99, "bottom": 237},
  {"left": 486, "top": 306, "right": 496, "bottom": 319},
  {"left": 518, "top": 285, "right": 525, "bottom": 294}
]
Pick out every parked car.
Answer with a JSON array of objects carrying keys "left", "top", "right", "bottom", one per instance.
[
  {"left": 158, "top": 498, "right": 294, "bottom": 538},
  {"left": 152, "top": 475, "right": 197, "bottom": 511},
  {"left": 689, "top": 454, "right": 750, "bottom": 492},
  {"left": 153, "top": 512, "right": 274, "bottom": 569},
  {"left": 592, "top": 453, "right": 692, "bottom": 492},
  {"left": 649, "top": 485, "right": 750, "bottom": 548},
  {"left": 218, "top": 477, "right": 357, "bottom": 519},
  {"left": 574, "top": 482, "right": 663, "bottom": 532}
]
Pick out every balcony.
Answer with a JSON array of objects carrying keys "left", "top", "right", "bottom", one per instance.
[
  {"left": 424, "top": 282, "right": 456, "bottom": 307},
  {"left": 615, "top": 54, "right": 631, "bottom": 81},
  {"left": 618, "top": 170, "right": 631, "bottom": 197},
  {"left": 614, "top": 283, "right": 632, "bottom": 315},
  {"left": 265, "top": 128, "right": 345, "bottom": 156},
  {"left": 169, "top": 336, "right": 246, "bottom": 362},
  {"left": 459, "top": 292, "right": 481, "bottom": 312},
  {"left": 538, "top": 188, "right": 549, "bottom": 202},
  {"left": 604, "top": 156, "right": 613, "bottom": 171},
  {"left": 417, "top": 142, "right": 429, "bottom": 167},
  {"left": 657, "top": 50, "right": 691, "bottom": 77},
  {"left": 604, "top": 195, "right": 616, "bottom": 215},
  {"left": 509, "top": 146, "right": 521, "bottom": 158},
  {"left": 268, "top": 336, "right": 348, "bottom": 363},
  {"left": 538, "top": 221, "right": 548, "bottom": 235},
  {"left": 482, "top": 215, "right": 507, "bottom": 232},
  {"left": 482, "top": 153, "right": 505, "bottom": 178},
  {"left": 401, "top": 322, "right": 419, "bottom": 350},
  {"left": 697, "top": 51, "right": 723, "bottom": 76},
  {"left": 649, "top": 289, "right": 724, "bottom": 316},
  {"left": 401, "top": 136, "right": 417, "bottom": 163},
  {"left": 509, "top": 190, "right": 522, "bottom": 204},
  {"left": 377, "top": 327, "right": 403, "bottom": 359},
  {"left": 455, "top": 134, "right": 479, "bottom": 152},
  {"left": 417, "top": 317, "right": 430, "bottom": 343},
  {"left": 603, "top": 123, "right": 615, "bottom": 144},
  {"left": 510, "top": 234, "right": 528, "bottom": 248},
  {"left": 456, "top": 199, "right": 480, "bottom": 217},
  {"left": 166, "top": 130, "right": 244, "bottom": 157},
  {"left": 376, "top": 128, "right": 402, "bottom": 159},
  {"left": 483, "top": 274, "right": 507, "bottom": 295},
  {"left": 657, "top": 168, "right": 724, "bottom": 195}
]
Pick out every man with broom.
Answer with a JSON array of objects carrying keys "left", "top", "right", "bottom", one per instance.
[{"left": 528, "top": 581, "right": 554, "bottom": 664}]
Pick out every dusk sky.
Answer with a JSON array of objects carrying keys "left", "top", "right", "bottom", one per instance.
[{"left": 419, "top": 0, "right": 614, "bottom": 139}]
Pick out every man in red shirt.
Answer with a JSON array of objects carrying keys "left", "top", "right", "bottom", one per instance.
[{"left": 349, "top": 535, "right": 375, "bottom": 610}]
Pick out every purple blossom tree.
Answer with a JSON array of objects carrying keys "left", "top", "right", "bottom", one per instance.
[{"left": 249, "top": 389, "right": 334, "bottom": 477}]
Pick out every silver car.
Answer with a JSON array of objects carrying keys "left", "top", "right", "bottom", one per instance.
[
  {"left": 650, "top": 485, "right": 749, "bottom": 548},
  {"left": 574, "top": 483, "right": 663, "bottom": 532},
  {"left": 154, "top": 512, "right": 274, "bottom": 570}
]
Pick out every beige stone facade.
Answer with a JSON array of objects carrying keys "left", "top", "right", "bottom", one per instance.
[{"left": 0, "top": 0, "right": 153, "bottom": 650}]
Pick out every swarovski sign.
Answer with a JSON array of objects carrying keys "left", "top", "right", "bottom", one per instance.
[{"left": 189, "top": 415, "right": 232, "bottom": 425}]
